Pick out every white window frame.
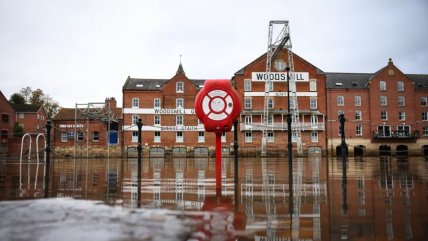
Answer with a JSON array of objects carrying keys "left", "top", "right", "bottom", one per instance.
[
  {"left": 154, "top": 115, "right": 161, "bottom": 126},
  {"left": 176, "top": 82, "right": 184, "bottom": 93},
  {"left": 309, "top": 80, "right": 317, "bottom": 91},
  {"left": 245, "top": 132, "right": 252, "bottom": 142},
  {"left": 421, "top": 97, "right": 428, "bottom": 107},
  {"left": 244, "top": 97, "right": 252, "bottom": 109},
  {"left": 337, "top": 96, "right": 344, "bottom": 106},
  {"left": 399, "top": 111, "right": 406, "bottom": 121},
  {"left": 310, "top": 97, "right": 317, "bottom": 109},
  {"left": 397, "top": 81, "right": 404, "bottom": 91},
  {"left": 176, "top": 131, "right": 183, "bottom": 142},
  {"left": 19, "top": 113, "right": 24, "bottom": 118},
  {"left": 267, "top": 132, "right": 274, "bottom": 142},
  {"left": 381, "top": 110, "right": 388, "bottom": 120},
  {"left": 423, "top": 112, "right": 428, "bottom": 121},
  {"left": 311, "top": 132, "right": 318, "bottom": 142},
  {"left": 132, "top": 115, "right": 139, "bottom": 125},
  {"left": 354, "top": 96, "right": 361, "bottom": 106},
  {"left": 154, "top": 98, "right": 161, "bottom": 108},
  {"left": 356, "top": 125, "right": 362, "bottom": 136},
  {"left": 267, "top": 98, "right": 274, "bottom": 109},
  {"left": 132, "top": 131, "right": 138, "bottom": 142},
  {"left": 176, "top": 98, "right": 184, "bottom": 108},
  {"left": 198, "top": 131, "right": 205, "bottom": 143},
  {"left": 398, "top": 96, "right": 405, "bottom": 107},
  {"left": 61, "top": 132, "right": 68, "bottom": 142},
  {"left": 244, "top": 79, "right": 252, "bottom": 91},
  {"left": 423, "top": 126, "right": 428, "bottom": 136},
  {"left": 355, "top": 110, "right": 362, "bottom": 121},
  {"left": 154, "top": 131, "right": 161, "bottom": 143},
  {"left": 380, "top": 96, "right": 387, "bottom": 106},
  {"left": 379, "top": 81, "right": 386, "bottom": 91},
  {"left": 132, "top": 98, "right": 139, "bottom": 108},
  {"left": 176, "top": 115, "right": 183, "bottom": 126}
]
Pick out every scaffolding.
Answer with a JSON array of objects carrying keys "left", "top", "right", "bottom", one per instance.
[
  {"left": 74, "top": 101, "right": 118, "bottom": 158},
  {"left": 262, "top": 20, "right": 302, "bottom": 156}
]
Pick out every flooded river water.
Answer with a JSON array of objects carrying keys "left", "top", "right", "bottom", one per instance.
[{"left": 1, "top": 156, "right": 427, "bottom": 240}]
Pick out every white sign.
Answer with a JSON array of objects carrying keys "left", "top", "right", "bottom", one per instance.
[
  {"left": 252, "top": 72, "right": 309, "bottom": 82},
  {"left": 59, "top": 124, "right": 84, "bottom": 128},
  {"left": 124, "top": 108, "right": 195, "bottom": 114},
  {"left": 244, "top": 92, "right": 318, "bottom": 97}
]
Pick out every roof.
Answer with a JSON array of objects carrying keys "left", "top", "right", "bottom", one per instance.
[
  {"left": 325, "top": 73, "right": 372, "bottom": 89},
  {"left": 11, "top": 104, "right": 43, "bottom": 113},
  {"left": 122, "top": 77, "right": 206, "bottom": 91},
  {"left": 53, "top": 107, "right": 122, "bottom": 122},
  {"left": 408, "top": 74, "right": 428, "bottom": 90}
]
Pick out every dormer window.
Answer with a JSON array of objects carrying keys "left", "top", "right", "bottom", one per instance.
[{"left": 176, "top": 82, "right": 184, "bottom": 93}]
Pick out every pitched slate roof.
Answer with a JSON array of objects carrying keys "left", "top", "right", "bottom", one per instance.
[
  {"left": 11, "top": 104, "right": 43, "bottom": 113},
  {"left": 122, "top": 76, "right": 206, "bottom": 91},
  {"left": 408, "top": 74, "right": 428, "bottom": 90},
  {"left": 54, "top": 107, "right": 122, "bottom": 121},
  {"left": 325, "top": 73, "right": 372, "bottom": 89}
]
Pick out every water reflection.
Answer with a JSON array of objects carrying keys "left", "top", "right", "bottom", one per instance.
[{"left": 1, "top": 156, "right": 428, "bottom": 240}]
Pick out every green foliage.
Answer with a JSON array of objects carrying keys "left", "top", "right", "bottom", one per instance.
[
  {"left": 13, "top": 122, "right": 24, "bottom": 137},
  {"left": 11, "top": 86, "right": 61, "bottom": 119}
]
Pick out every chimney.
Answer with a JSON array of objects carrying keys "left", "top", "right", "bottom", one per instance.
[{"left": 105, "top": 97, "right": 117, "bottom": 108}]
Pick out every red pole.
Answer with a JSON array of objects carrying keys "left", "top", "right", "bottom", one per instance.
[{"left": 215, "top": 132, "right": 222, "bottom": 196}]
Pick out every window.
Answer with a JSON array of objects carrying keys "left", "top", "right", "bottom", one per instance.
[
  {"left": 310, "top": 97, "right": 317, "bottom": 109},
  {"left": 61, "top": 132, "right": 68, "bottom": 142},
  {"left": 292, "top": 132, "right": 298, "bottom": 143},
  {"left": 338, "top": 110, "right": 344, "bottom": 116},
  {"left": 380, "top": 96, "right": 387, "bottom": 106},
  {"left": 355, "top": 110, "right": 362, "bottom": 120},
  {"left": 198, "top": 132, "right": 205, "bottom": 142},
  {"left": 267, "top": 98, "right": 274, "bottom": 109},
  {"left": 354, "top": 96, "right": 361, "bottom": 106},
  {"left": 267, "top": 115, "right": 273, "bottom": 126},
  {"left": 244, "top": 116, "right": 252, "bottom": 125},
  {"left": 1, "top": 114, "right": 9, "bottom": 123},
  {"left": 379, "top": 81, "right": 386, "bottom": 91},
  {"left": 311, "top": 115, "right": 318, "bottom": 127},
  {"left": 245, "top": 132, "right": 252, "bottom": 142},
  {"left": 311, "top": 132, "right": 318, "bottom": 142},
  {"left": 19, "top": 113, "right": 24, "bottom": 118},
  {"left": 244, "top": 97, "right": 252, "bottom": 109},
  {"left": 397, "top": 81, "right": 404, "bottom": 91},
  {"left": 423, "top": 126, "right": 428, "bottom": 136},
  {"left": 244, "top": 79, "right": 252, "bottom": 91},
  {"left": 132, "top": 115, "right": 139, "bottom": 125},
  {"left": 356, "top": 125, "right": 362, "bottom": 136},
  {"left": 421, "top": 97, "right": 428, "bottom": 107},
  {"left": 267, "top": 132, "right": 274, "bottom": 142},
  {"left": 93, "top": 131, "right": 99, "bottom": 142},
  {"left": 399, "top": 111, "right": 406, "bottom": 121},
  {"left": 176, "top": 82, "right": 184, "bottom": 93},
  {"left": 381, "top": 110, "right": 388, "bottom": 120},
  {"left": 132, "top": 131, "right": 138, "bottom": 142},
  {"left": 132, "top": 98, "right": 139, "bottom": 108},
  {"left": 397, "top": 125, "right": 410, "bottom": 137},
  {"left": 290, "top": 98, "right": 296, "bottom": 109},
  {"left": 176, "top": 131, "right": 183, "bottom": 142},
  {"left": 77, "top": 131, "right": 84, "bottom": 141},
  {"left": 221, "top": 132, "right": 226, "bottom": 142},
  {"left": 377, "top": 125, "right": 391, "bottom": 137},
  {"left": 176, "top": 98, "right": 184, "bottom": 108},
  {"left": 154, "top": 131, "right": 160, "bottom": 142},
  {"left": 154, "top": 98, "right": 161, "bottom": 108},
  {"left": 176, "top": 115, "right": 183, "bottom": 126},
  {"left": 337, "top": 96, "right": 344, "bottom": 106},
  {"left": 422, "top": 111, "right": 428, "bottom": 121},
  {"left": 309, "top": 80, "right": 317, "bottom": 91},
  {"left": 154, "top": 115, "right": 161, "bottom": 126},
  {"left": 266, "top": 81, "right": 273, "bottom": 91},
  {"left": 398, "top": 96, "right": 405, "bottom": 106}
]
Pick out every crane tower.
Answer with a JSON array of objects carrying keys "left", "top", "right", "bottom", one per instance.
[{"left": 261, "top": 20, "right": 302, "bottom": 156}]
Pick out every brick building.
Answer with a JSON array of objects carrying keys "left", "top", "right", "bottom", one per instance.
[
  {"left": 232, "top": 48, "right": 328, "bottom": 156},
  {"left": 0, "top": 91, "right": 15, "bottom": 155},
  {"left": 52, "top": 97, "right": 122, "bottom": 157},
  {"left": 11, "top": 103, "right": 47, "bottom": 134},
  {"left": 122, "top": 63, "right": 226, "bottom": 155},
  {"left": 326, "top": 58, "right": 428, "bottom": 156}
]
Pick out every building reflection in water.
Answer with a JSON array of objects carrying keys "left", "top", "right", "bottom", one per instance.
[{"left": 1, "top": 156, "right": 428, "bottom": 240}]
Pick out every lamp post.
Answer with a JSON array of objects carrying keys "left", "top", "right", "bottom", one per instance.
[
  {"left": 137, "top": 118, "right": 143, "bottom": 206},
  {"left": 286, "top": 67, "right": 293, "bottom": 214}
]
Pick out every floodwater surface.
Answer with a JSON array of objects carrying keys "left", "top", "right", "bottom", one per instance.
[{"left": 0, "top": 156, "right": 427, "bottom": 241}]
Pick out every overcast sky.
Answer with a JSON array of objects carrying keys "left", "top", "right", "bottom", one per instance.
[{"left": 1, "top": 0, "right": 427, "bottom": 108}]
